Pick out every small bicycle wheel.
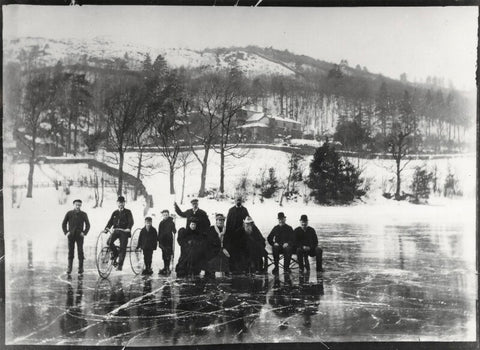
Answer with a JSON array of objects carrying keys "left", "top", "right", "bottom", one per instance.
[
  {"left": 96, "top": 231, "right": 113, "bottom": 279},
  {"left": 129, "top": 228, "right": 143, "bottom": 275}
]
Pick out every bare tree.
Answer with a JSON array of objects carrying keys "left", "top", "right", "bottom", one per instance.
[
  {"left": 184, "top": 73, "right": 223, "bottom": 197},
  {"left": 176, "top": 150, "right": 195, "bottom": 204},
  {"left": 214, "top": 67, "right": 251, "bottom": 194},
  {"left": 101, "top": 72, "right": 147, "bottom": 196},
  {"left": 151, "top": 68, "right": 189, "bottom": 195},
  {"left": 130, "top": 119, "right": 154, "bottom": 200},
  {"left": 388, "top": 90, "right": 416, "bottom": 199},
  {"left": 16, "top": 72, "right": 55, "bottom": 197}
]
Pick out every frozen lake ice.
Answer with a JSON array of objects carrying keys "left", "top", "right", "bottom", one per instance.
[{"left": 5, "top": 218, "right": 476, "bottom": 345}]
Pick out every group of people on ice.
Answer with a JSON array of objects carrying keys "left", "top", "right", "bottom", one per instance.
[{"left": 61, "top": 195, "right": 324, "bottom": 276}]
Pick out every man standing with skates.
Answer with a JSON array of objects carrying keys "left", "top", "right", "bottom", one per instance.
[{"left": 62, "top": 199, "right": 90, "bottom": 274}]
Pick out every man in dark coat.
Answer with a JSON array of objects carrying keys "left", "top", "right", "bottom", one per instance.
[
  {"left": 174, "top": 198, "right": 210, "bottom": 233},
  {"left": 267, "top": 212, "right": 295, "bottom": 274},
  {"left": 241, "top": 216, "right": 268, "bottom": 273},
  {"left": 104, "top": 196, "right": 134, "bottom": 271},
  {"left": 136, "top": 217, "right": 158, "bottom": 275},
  {"left": 158, "top": 209, "right": 177, "bottom": 276},
  {"left": 294, "top": 214, "right": 323, "bottom": 272},
  {"left": 226, "top": 196, "right": 250, "bottom": 235},
  {"left": 205, "top": 213, "right": 230, "bottom": 276},
  {"left": 62, "top": 199, "right": 90, "bottom": 274},
  {"left": 175, "top": 217, "right": 208, "bottom": 277}
]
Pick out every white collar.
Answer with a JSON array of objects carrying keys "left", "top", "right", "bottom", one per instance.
[{"left": 215, "top": 225, "right": 226, "bottom": 236}]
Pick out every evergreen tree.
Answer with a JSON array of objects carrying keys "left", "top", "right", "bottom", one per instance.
[
  {"left": 307, "top": 141, "right": 364, "bottom": 204},
  {"left": 260, "top": 167, "right": 279, "bottom": 199},
  {"left": 410, "top": 165, "right": 433, "bottom": 203}
]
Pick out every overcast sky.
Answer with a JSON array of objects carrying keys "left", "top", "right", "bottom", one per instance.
[{"left": 3, "top": 5, "right": 478, "bottom": 91}]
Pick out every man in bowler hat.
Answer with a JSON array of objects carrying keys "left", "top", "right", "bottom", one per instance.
[
  {"left": 267, "top": 212, "right": 295, "bottom": 274},
  {"left": 294, "top": 214, "right": 323, "bottom": 272},
  {"left": 104, "top": 196, "right": 134, "bottom": 271}
]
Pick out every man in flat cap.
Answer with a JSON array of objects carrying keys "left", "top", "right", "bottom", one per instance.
[
  {"left": 294, "top": 215, "right": 323, "bottom": 272},
  {"left": 175, "top": 216, "right": 208, "bottom": 277},
  {"left": 174, "top": 198, "right": 210, "bottom": 233},
  {"left": 62, "top": 199, "right": 90, "bottom": 274},
  {"left": 267, "top": 212, "right": 295, "bottom": 274},
  {"left": 104, "top": 196, "right": 134, "bottom": 271}
]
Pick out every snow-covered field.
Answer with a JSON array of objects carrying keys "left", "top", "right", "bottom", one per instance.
[
  {"left": 104, "top": 148, "right": 476, "bottom": 203},
  {"left": 4, "top": 148, "right": 476, "bottom": 265}
]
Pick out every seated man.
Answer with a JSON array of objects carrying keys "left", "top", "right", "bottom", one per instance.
[
  {"left": 294, "top": 214, "right": 323, "bottom": 272},
  {"left": 205, "top": 213, "right": 230, "bottom": 276},
  {"left": 241, "top": 216, "right": 268, "bottom": 273},
  {"left": 104, "top": 196, "right": 134, "bottom": 271},
  {"left": 175, "top": 217, "right": 208, "bottom": 277},
  {"left": 267, "top": 212, "right": 295, "bottom": 274}
]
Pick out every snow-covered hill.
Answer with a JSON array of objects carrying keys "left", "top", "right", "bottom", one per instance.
[{"left": 4, "top": 36, "right": 296, "bottom": 77}]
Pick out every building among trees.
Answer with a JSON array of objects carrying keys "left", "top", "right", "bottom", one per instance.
[{"left": 237, "top": 106, "right": 302, "bottom": 142}]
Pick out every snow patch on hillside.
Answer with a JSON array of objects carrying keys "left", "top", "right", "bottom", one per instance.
[{"left": 4, "top": 37, "right": 295, "bottom": 76}]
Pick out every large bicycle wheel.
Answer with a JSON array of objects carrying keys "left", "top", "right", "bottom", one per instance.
[
  {"left": 129, "top": 228, "right": 143, "bottom": 275},
  {"left": 96, "top": 231, "right": 113, "bottom": 279}
]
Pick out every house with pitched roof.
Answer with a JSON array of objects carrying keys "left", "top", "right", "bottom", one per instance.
[{"left": 237, "top": 106, "right": 302, "bottom": 142}]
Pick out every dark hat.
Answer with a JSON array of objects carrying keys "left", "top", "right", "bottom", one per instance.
[
  {"left": 117, "top": 196, "right": 126, "bottom": 203},
  {"left": 277, "top": 212, "right": 286, "bottom": 219},
  {"left": 73, "top": 199, "right": 82, "bottom": 204},
  {"left": 190, "top": 217, "right": 200, "bottom": 223},
  {"left": 145, "top": 216, "right": 153, "bottom": 222},
  {"left": 300, "top": 214, "right": 308, "bottom": 222},
  {"left": 216, "top": 213, "right": 225, "bottom": 220},
  {"left": 190, "top": 198, "right": 199, "bottom": 204}
]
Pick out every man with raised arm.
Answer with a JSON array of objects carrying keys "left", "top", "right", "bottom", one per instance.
[{"left": 174, "top": 198, "right": 210, "bottom": 233}]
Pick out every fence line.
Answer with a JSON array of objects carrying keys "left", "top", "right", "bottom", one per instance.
[{"left": 119, "top": 144, "right": 474, "bottom": 160}]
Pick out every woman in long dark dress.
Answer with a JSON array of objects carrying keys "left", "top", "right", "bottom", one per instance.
[{"left": 175, "top": 217, "right": 208, "bottom": 277}]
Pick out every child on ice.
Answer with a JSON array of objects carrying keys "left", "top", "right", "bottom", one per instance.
[{"left": 136, "top": 217, "right": 158, "bottom": 275}]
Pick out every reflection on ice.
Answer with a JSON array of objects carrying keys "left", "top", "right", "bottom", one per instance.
[{"left": 5, "top": 220, "right": 476, "bottom": 345}]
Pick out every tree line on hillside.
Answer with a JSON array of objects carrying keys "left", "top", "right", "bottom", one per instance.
[
  {"left": 4, "top": 46, "right": 473, "bottom": 200},
  {"left": 5, "top": 48, "right": 254, "bottom": 199}
]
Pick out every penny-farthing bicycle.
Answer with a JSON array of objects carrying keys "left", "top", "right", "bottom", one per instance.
[{"left": 95, "top": 228, "right": 144, "bottom": 278}]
